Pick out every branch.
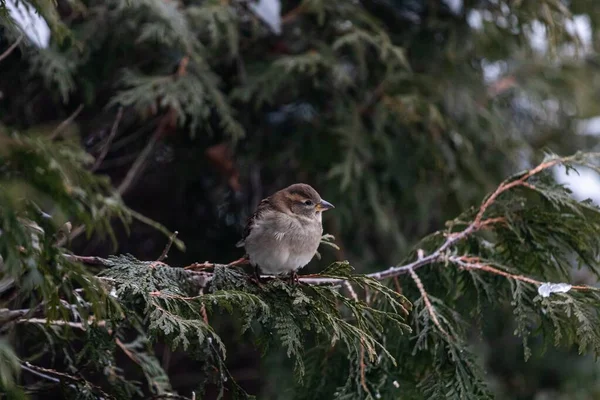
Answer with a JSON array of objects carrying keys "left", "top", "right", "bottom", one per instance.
[
  {"left": 304, "top": 155, "right": 580, "bottom": 285},
  {"left": 0, "top": 34, "right": 23, "bottom": 63},
  {"left": 17, "top": 317, "right": 107, "bottom": 330},
  {"left": 91, "top": 107, "right": 124, "bottom": 171},
  {"left": 21, "top": 363, "right": 65, "bottom": 385},
  {"left": 116, "top": 112, "right": 168, "bottom": 194},
  {"left": 63, "top": 254, "right": 108, "bottom": 265},
  {"left": 280, "top": 2, "right": 307, "bottom": 25},
  {"left": 21, "top": 362, "right": 113, "bottom": 398},
  {"left": 408, "top": 250, "right": 449, "bottom": 337},
  {"left": 158, "top": 231, "right": 178, "bottom": 262},
  {"left": 0, "top": 307, "right": 33, "bottom": 322},
  {"left": 68, "top": 155, "right": 600, "bottom": 300},
  {"left": 449, "top": 256, "right": 599, "bottom": 292},
  {"left": 50, "top": 104, "right": 84, "bottom": 140}
]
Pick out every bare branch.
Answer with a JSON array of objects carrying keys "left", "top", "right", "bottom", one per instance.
[
  {"left": 21, "top": 362, "right": 113, "bottom": 398},
  {"left": 17, "top": 317, "right": 106, "bottom": 330},
  {"left": 50, "top": 104, "right": 84, "bottom": 140},
  {"left": 91, "top": 107, "right": 124, "bottom": 171},
  {"left": 158, "top": 231, "right": 178, "bottom": 262},
  {"left": 408, "top": 266, "right": 448, "bottom": 337},
  {"left": 21, "top": 363, "right": 65, "bottom": 385},
  {"left": 0, "top": 307, "right": 33, "bottom": 322},
  {"left": 0, "top": 35, "right": 23, "bottom": 63},
  {"left": 64, "top": 254, "right": 109, "bottom": 265}
]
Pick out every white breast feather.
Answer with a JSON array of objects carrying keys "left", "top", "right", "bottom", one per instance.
[{"left": 244, "top": 210, "right": 323, "bottom": 275}]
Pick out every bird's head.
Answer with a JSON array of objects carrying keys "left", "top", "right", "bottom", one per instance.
[{"left": 276, "top": 183, "right": 334, "bottom": 219}]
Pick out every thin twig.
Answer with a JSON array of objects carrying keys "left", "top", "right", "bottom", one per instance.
[
  {"left": 64, "top": 254, "right": 109, "bottom": 265},
  {"left": 473, "top": 158, "right": 563, "bottom": 226},
  {"left": 343, "top": 281, "right": 358, "bottom": 301},
  {"left": 92, "top": 107, "right": 124, "bottom": 171},
  {"left": 115, "top": 338, "right": 142, "bottom": 366},
  {"left": 17, "top": 317, "right": 106, "bottom": 330},
  {"left": 21, "top": 363, "right": 64, "bottom": 385},
  {"left": 280, "top": 2, "right": 307, "bottom": 24},
  {"left": 359, "top": 339, "right": 368, "bottom": 393},
  {"left": 408, "top": 267, "right": 448, "bottom": 337},
  {"left": 21, "top": 362, "right": 113, "bottom": 398},
  {"left": 0, "top": 35, "right": 23, "bottom": 63},
  {"left": 199, "top": 288, "right": 208, "bottom": 324},
  {"left": 50, "top": 104, "right": 84, "bottom": 140},
  {"left": 0, "top": 307, "right": 32, "bottom": 322},
  {"left": 358, "top": 79, "right": 387, "bottom": 115},
  {"left": 117, "top": 115, "right": 167, "bottom": 193},
  {"left": 158, "top": 231, "right": 178, "bottom": 262}
]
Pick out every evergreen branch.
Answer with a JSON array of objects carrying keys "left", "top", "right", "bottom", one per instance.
[
  {"left": 449, "top": 256, "right": 599, "bottom": 293},
  {"left": 0, "top": 34, "right": 22, "bottom": 63}
]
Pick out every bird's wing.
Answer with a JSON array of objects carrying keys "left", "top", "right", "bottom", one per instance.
[{"left": 236, "top": 197, "right": 272, "bottom": 247}]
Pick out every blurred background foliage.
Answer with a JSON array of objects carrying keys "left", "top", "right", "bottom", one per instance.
[{"left": 2, "top": 0, "right": 600, "bottom": 398}]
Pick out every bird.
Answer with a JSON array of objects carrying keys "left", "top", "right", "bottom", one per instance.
[{"left": 236, "top": 183, "right": 335, "bottom": 284}]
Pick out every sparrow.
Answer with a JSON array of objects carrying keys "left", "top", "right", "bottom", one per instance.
[{"left": 236, "top": 183, "right": 335, "bottom": 283}]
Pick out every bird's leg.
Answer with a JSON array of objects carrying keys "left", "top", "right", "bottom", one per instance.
[
  {"left": 289, "top": 271, "right": 299, "bottom": 286},
  {"left": 251, "top": 265, "right": 263, "bottom": 287}
]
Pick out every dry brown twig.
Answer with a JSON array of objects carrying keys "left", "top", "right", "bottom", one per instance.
[{"left": 408, "top": 249, "right": 449, "bottom": 337}]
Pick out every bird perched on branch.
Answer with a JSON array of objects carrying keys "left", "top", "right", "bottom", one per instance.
[{"left": 236, "top": 183, "right": 335, "bottom": 284}]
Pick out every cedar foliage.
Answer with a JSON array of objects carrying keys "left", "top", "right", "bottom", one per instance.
[{"left": 2, "top": 0, "right": 600, "bottom": 399}]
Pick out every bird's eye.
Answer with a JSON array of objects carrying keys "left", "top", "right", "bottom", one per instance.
[{"left": 304, "top": 200, "right": 313, "bottom": 206}]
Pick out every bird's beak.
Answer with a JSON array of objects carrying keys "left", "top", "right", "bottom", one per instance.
[{"left": 316, "top": 199, "right": 335, "bottom": 212}]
